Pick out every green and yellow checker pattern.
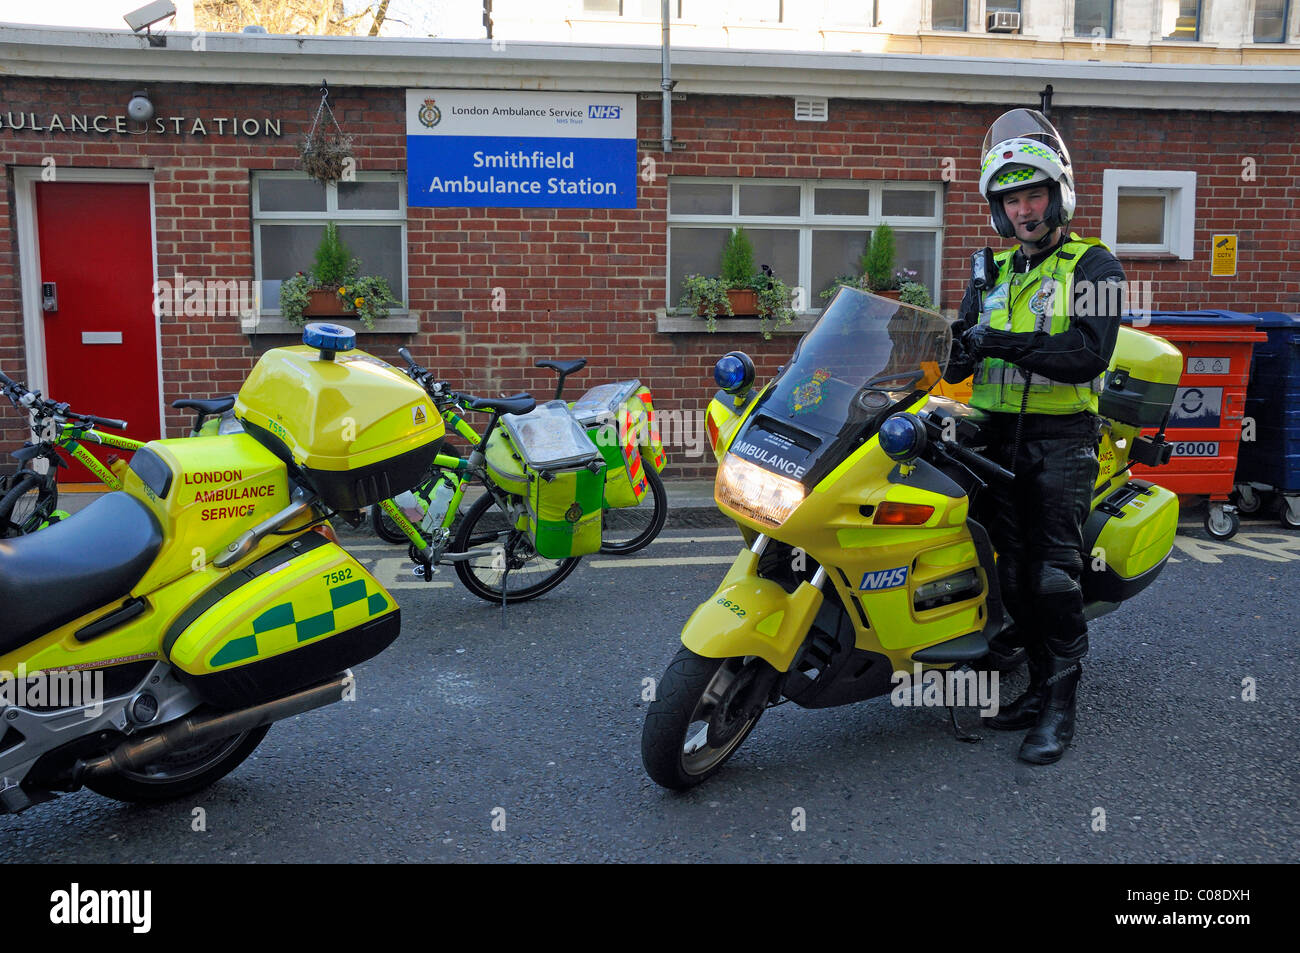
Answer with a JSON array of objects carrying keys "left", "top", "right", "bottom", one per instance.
[
  {"left": 209, "top": 579, "right": 393, "bottom": 667},
  {"left": 994, "top": 166, "right": 1040, "bottom": 187},
  {"left": 168, "top": 543, "right": 396, "bottom": 677}
]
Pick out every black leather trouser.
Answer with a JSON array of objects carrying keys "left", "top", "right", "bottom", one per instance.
[{"left": 975, "top": 411, "right": 1101, "bottom": 660}]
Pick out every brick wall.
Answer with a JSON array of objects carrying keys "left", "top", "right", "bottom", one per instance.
[{"left": 2, "top": 76, "right": 1298, "bottom": 479}]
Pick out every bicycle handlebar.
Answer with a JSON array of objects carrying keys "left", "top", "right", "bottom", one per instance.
[{"left": 0, "top": 370, "right": 128, "bottom": 431}]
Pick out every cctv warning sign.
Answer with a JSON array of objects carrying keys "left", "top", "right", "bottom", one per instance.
[{"left": 1210, "top": 234, "right": 1237, "bottom": 277}]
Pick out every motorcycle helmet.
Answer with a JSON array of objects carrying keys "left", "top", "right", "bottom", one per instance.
[{"left": 978, "top": 108, "right": 1076, "bottom": 239}]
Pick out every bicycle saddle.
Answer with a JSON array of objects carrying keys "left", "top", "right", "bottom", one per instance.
[
  {"left": 535, "top": 359, "right": 587, "bottom": 377},
  {"left": 0, "top": 493, "right": 162, "bottom": 655},
  {"left": 172, "top": 395, "right": 236, "bottom": 415},
  {"left": 464, "top": 393, "right": 536, "bottom": 417}
]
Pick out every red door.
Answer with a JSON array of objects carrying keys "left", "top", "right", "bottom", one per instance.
[{"left": 35, "top": 182, "right": 159, "bottom": 483}]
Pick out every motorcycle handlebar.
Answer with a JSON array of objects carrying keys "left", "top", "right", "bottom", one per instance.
[
  {"left": 945, "top": 440, "right": 1015, "bottom": 484},
  {"left": 397, "top": 346, "right": 417, "bottom": 369}
]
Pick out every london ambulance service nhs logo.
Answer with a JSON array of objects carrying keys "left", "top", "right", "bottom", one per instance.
[
  {"left": 418, "top": 99, "right": 442, "bottom": 128},
  {"left": 860, "top": 566, "right": 908, "bottom": 591}
]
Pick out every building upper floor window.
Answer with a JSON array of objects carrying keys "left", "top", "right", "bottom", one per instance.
[
  {"left": 1254, "top": 0, "right": 1291, "bottom": 42},
  {"left": 252, "top": 172, "right": 407, "bottom": 312},
  {"left": 667, "top": 178, "right": 944, "bottom": 313},
  {"left": 581, "top": 0, "right": 678, "bottom": 16},
  {"left": 932, "top": 0, "right": 967, "bottom": 31},
  {"left": 1162, "top": 0, "right": 1202, "bottom": 40},
  {"left": 1074, "top": 0, "right": 1114, "bottom": 37}
]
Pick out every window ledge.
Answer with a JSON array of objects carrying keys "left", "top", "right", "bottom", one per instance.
[
  {"left": 244, "top": 313, "right": 421, "bottom": 335},
  {"left": 1115, "top": 251, "right": 1180, "bottom": 260},
  {"left": 656, "top": 308, "right": 819, "bottom": 335}
]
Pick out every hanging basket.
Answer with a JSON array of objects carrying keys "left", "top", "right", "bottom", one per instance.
[{"left": 300, "top": 81, "right": 354, "bottom": 185}]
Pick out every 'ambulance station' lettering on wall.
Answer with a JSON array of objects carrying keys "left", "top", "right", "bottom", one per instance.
[{"left": 405, "top": 90, "right": 637, "bottom": 209}]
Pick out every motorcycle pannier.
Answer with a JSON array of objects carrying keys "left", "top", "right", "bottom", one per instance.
[
  {"left": 1082, "top": 479, "right": 1178, "bottom": 604},
  {"left": 1100, "top": 327, "right": 1183, "bottom": 428},
  {"left": 572, "top": 380, "right": 649, "bottom": 509},
  {"left": 500, "top": 401, "right": 605, "bottom": 559},
  {"left": 235, "top": 347, "right": 443, "bottom": 509}
]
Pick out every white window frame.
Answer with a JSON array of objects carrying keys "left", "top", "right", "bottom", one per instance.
[
  {"left": 1101, "top": 169, "right": 1196, "bottom": 259},
  {"left": 251, "top": 171, "right": 408, "bottom": 314},
  {"left": 667, "top": 177, "right": 945, "bottom": 313}
]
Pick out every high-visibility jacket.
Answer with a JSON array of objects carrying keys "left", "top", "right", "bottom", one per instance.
[{"left": 971, "top": 232, "right": 1107, "bottom": 415}]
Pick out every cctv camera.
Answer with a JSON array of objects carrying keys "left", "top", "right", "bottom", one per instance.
[{"left": 123, "top": 0, "right": 177, "bottom": 33}]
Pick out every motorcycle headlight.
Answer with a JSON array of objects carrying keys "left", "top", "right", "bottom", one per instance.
[{"left": 715, "top": 453, "right": 805, "bottom": 527}]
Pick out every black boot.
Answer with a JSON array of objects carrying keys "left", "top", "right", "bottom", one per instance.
[
  {"left": 1018, "top": 654, "right": 1082, "bottom": 765},
  {"left": 988, "top": 642, "right": 1046, "bottom": 731}
]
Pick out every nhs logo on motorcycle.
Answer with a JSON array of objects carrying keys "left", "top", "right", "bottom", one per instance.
[
  {"left": 406, "top": 90, "right": 637, "bottom": 209},
  {"left": 860, "top": 566, "right": 909, "bottom": 591}
]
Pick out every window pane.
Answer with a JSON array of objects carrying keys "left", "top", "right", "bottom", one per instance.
[
  {"left": 1254, "top": 0, "right": 1287, "bottom": 42},
  {"left": 987, "top": 1, "right": 1020, "bottom": 10},
  {"left": 669, "top": 227, "right": 731, "bottom": 303},
  {"left": 669, "top": 182, "right": 731, "bottom": 216},
  {"left": 933, "top": 0, "right": 966, "bottom": 30},
  {"left": 812, "top": 231, "right": 869, "bottom": 300},
  {"left": 814, "top": 187, "right": 870, "bottom": 215},
  {"left": 260, "top": 223, "right": 404, "bottom": 308},
  {"left": 739, "top": 184, "right": 800, "bottom": 217},
  {"left": 737, "top": 1, "right": 782, "bottom": 21},
  {"left": 336, "top": 225, "right": 404, "bottom": 301},
  {"left": 1162, "top": 0, "right": 1200, "bottom": 40},
  {"left": 895, "top": 231, "right": 938, "bottom": 301},
  {"left": 338, "top": 180, "right": 401, "bottom": 210},
  {"left": 1074, "top": 0, "right": 1113, "bottom": 36},
  {"left": 826, "top": 0, "right": 875, "bottom": 26},
  {"left": 583, "top": 0, "right": 620, "bottom": 13},
  {"left": 1117, "top": 194, "right": 1166, "bottom": 245},
  {"left": 259, "top": 178, "right": 326, "bottom": 212},
  {"left": 882, "top": 189, "right": 936, "bottom": 217},
  {"left": 744, "top": 229, "right": 800, "bottom": 285}
]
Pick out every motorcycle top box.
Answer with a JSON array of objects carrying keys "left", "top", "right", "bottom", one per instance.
[{"left": 235, "top": 333, "right": 443, "bottom": 509}]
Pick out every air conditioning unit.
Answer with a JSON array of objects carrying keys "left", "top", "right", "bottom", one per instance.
[{"left": 987, "top": 11, "right": 1021, "bottom": 32}]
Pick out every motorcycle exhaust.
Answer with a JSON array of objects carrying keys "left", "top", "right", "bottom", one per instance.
[{"left": 73, "top": 672, "right": 352, "bottom": 782}]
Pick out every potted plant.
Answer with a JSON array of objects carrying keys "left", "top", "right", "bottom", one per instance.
[
  {"left": 677, "top": 274, "right": 734, "bottom": 332},
  {"left": 277, "top": 223, "right": 401, "bottom": 330},
  {"left": 752, "top": 264, "right": 797, "bottom": 340},
  {"left": 720, "top": 226, "right": 760, "bottom": 316},
  {"left": 898, "top": 279, "right": 935, "bottom": 310},
  {"left": 862, "top": 222, "right": 902, "bottom": 298}
]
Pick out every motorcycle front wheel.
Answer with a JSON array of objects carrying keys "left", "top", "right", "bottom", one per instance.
[
  {"left": 641, "top": 647, "right": 770, "bottom": 790},
  {"left": 84, "top": 725, "right": 270, "bottom": 804}
]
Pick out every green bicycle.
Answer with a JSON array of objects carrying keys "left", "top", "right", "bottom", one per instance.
[
  {"left": 0, "top": 368, "right": 235, "bottom": 536},
  {"left": 372, "top": 355, "right": 668, "bottom": 558},
  {"left": 369, "top": 351, "right": 584, "bottom": 605}
]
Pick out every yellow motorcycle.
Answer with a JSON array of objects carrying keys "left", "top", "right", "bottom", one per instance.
[
  {"left": 642, "top": 288, "right": 1183, "bottom": 789},
  {"left": 0, "top": 324, "right": 524, "bottom": 814}
]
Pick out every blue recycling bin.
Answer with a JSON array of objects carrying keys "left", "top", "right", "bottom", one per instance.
[{"left": 1238, "top": 312, "right": 1300, "bottom": 528}]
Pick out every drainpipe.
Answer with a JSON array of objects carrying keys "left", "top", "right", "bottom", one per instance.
[{"left": 661, "top": 0, "right": 675, "bottom": 152}]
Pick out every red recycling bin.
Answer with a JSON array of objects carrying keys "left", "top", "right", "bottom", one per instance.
[{"left": 1125, "top": 312, "right": 1266, "bottom": 540}]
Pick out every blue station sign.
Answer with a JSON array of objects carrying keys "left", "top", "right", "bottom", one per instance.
[{"left": 406, "top": 90, "right": 637, "bottom": 209}]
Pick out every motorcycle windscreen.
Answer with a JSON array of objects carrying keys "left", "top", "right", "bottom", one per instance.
[{"left": 728, "top": 287, "right": 952, "bottom": 487}]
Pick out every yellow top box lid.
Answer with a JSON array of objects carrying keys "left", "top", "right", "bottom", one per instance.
[{"left": 234, "top": 346, "right": 443, "bottom": 473}]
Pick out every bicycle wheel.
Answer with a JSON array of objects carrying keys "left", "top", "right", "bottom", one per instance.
[
  {"left": 451, "top": 492, "right": 580, "bottom": 604},
  {"left": 371, "top": 501, "right": 430, "bottom": 546},
  {"left": 599, "top": 465, "right": 668, "bottom": 555},
  {"left": 0, "top": 471, "right": 57, "bottom": 537}
]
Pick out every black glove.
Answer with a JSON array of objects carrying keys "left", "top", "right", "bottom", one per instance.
[{"left": 961, "top": 323, "right": 993, "bottom": 357}]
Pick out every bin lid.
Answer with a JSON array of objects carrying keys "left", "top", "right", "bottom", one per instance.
[
  {"left": 1251, "top": 311, "right": 1300, "bottom": 330},
  {"left": 1121, "top": 309, "right": 1261, "bottom": 326}
]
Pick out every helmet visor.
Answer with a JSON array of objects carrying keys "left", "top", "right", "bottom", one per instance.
[{"left": 981, "top": 108, "right": 1070, "bottom": 168}]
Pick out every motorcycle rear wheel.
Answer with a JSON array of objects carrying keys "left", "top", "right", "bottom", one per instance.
[
  {"left": 642, "top": 647, "right": 767, "bottom": 790},
  {"left": 84, "top": 725, "right": 270, "bottom": 804}
]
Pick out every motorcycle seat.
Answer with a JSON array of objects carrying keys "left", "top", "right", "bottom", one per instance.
[
  {"left": 172, "top": 395, "right": 236, "bottom": 415},
  {"left": 0, "top": 493, "right": 162, "bottom": 656}
]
